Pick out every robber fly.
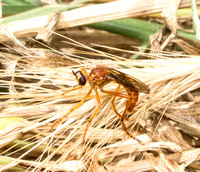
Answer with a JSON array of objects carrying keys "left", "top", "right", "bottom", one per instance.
[{"left": 52, "top": 65, "right": 150, "bottom": 143}]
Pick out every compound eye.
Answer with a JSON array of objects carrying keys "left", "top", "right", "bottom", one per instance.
[{"left": 76, "top": 71, "right": 86, "bottom": 86}]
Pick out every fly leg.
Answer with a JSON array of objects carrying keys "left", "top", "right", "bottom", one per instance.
[
  {"left": 52, "top": 88, "right": 92, "bottom": 129},
  {"left": 121, "top": 90, "right": 138, "bottom": 122},
  {"left": 101, "top": 88, "right": 142, "bottom": 143},
  {"left": 119, "top": 118, "right": 142, "bottom": 143},
  {"left": 53, "top": 67, "right": 93, "bottom": 128},
  {"left": 111, "top": 85, "right": 128, "bottom": 121},
  {"left": 83, "top": 89, "right": 101, "bottom": 143},
  {"left": 62, "top": 85, "right": 82, "bottom": 95}
]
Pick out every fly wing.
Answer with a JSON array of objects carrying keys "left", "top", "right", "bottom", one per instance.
[{"left": 108, "top": 67, "right": 150, "bottom": 94}]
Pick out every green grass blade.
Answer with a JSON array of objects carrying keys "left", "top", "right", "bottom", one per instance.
[
  {"left": 0, "top": 0, "right": 90, "bottom": 25},
  {"left": 191, "top": 0, "right": 200, "bottom": 40},
  {"left": 87, "top": 18, "right": 199, "bottom": 42},
  {"left": 3, "top": 5, "right": 38, "bottom": 15},
  {"left": 2, "top": 0, "right": 42, "bottom": 15},
  {"left": 87, "top": 18, "right": 162, "bottom": 42}
]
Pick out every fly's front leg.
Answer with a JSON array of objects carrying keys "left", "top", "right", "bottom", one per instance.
[
  {"left": 62, "top": 85, "right": 82, "bottom": 96},
  {"left": 52, "top": 88, "right": 92, "bottom": 129}
]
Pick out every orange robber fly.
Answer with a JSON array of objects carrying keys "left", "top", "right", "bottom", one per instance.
[{"left": 52, "top": 65, "right": 150, "bottom": 143}]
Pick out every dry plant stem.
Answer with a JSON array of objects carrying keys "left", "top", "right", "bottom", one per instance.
[
  {"left": 36, "top": 12, "right": 61, "bottom": 43},
  {"left": 162, "top": 0, "right": 182, "bottom": 33},
  {"left": 108, "top": 148, "right": 200, "bottom": 172},
  {"left": 145, "top": 152, "right": 184, "bottom": 172},
  {"left": 0, "top": 0, "right": 198, "bottom": 41}
]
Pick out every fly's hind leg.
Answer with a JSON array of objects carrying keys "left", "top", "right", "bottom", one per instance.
[
  {"left": 101, "top": 87, "right": 142, "bottom": 143},
  {"left": 121, "top": 90, "right": 138, "bottom": 122},
  {"left": 120, "top": 119, "right": 142, "bottom": 144},
  {"left": 111, "top": 85, "right": 128, "bottom": 121}
]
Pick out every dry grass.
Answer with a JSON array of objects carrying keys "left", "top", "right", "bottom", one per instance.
[
  {"left": 1, "top": 0, "right": 200, "bottom": 171},
  {"left": 1, "top": 38, "right": 200, "bottom": 171}
]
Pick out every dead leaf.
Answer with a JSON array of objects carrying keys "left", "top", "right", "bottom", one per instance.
[
  {"left": 174, "top": 35, "right": 200, "bottom": 55},
  {"left": 162, "top": 0, "right": 182, "bottom": 33},
  {"left": 145, "top": 152, "right": 184, "bottom": 172}
]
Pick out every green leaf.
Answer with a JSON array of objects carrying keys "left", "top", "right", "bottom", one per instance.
[
  {"left": 1, "top": 0, "right": 90, "bottom": 25},
  {"left": 3, "top": 0, "right": 40, "bottom": 5},
  {"left": 87, "top": 18, "right": 199, "bottom": 43},
  {"left": 87, "top": 18, "right": 162, "bottom": 42},
  {"left": 2, "top": 0, "right": 42, "bottom": 15},
  {"left": 3, "top": 5, "right": 38, "bottom": 15}
]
